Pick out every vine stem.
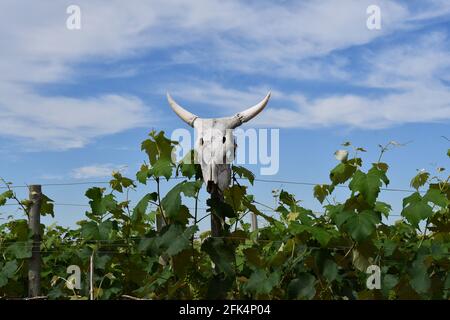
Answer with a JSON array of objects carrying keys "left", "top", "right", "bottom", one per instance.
[
  {"left": 192, "top": 188, "right": 200, "bottom": 268},
  {"left": 339, "top": 242, "right": 355, "bottom": 263},
  {"left": 155, "top": 178, "right": 168, "bottom": 226},
  {"left": 0, "top": 178, "right": 29, "bottom": 216}
]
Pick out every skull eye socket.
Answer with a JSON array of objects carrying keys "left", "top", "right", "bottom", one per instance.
[
  {"left": 200, "top": 138, "right": 204, "bottom": 145},
  {"left": 223, "top": 136, "right": 226, "bottom": 143}
]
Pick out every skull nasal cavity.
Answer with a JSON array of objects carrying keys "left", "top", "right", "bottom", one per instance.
[
  {"left": 223, "top": 136, "right": 226, "bottom": 143},
  {"left": 200, "top": 138, "right": 204, "bottom": 145}
]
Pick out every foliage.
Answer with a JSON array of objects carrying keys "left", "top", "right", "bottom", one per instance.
[{"left": 0, "top": 132, "right": 449, "bottom": 300}]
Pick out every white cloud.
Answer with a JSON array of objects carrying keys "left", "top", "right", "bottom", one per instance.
[
  {"left": 71, "top": 164, "right": 127, "bottom": 179},
  {"left": 0, "top": 87, "right": 151, "bottom": 150},
  {"left": 166, "top": 31, "right": 450, "bottom": 129},
  {"left": 1, "top": 0, "right": 450, "bottom": 150}
]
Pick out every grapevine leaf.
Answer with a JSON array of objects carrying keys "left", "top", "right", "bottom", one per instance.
[
  {"left": 158, "top": 225, "right": 198, "bottom": 256},
  {"left": 423, "top": 188, "right": 448, "bottom": 208},
  {"left": 136, "top": 164, "right": 150, "bottom": 184},
  {"left": 313, "top": 184, "right": 333, "bottom": 204},
  {"left": 40, "top": 194, "right": 54, "bottom": 217},
  {"left": 401, "top": 192, "right": 433, "bottom": 227},
  {"left": 329, "top": 158, "right": 361, "bottom": 185},
  {"left": 375, "top": 201, "right": 392, "bottom": 218},
  {"left": 201, "top": 237, "right": 235, "bottom": 276},
  {"left": 132, "top": 193, "right": 157, "bottom": 223},
  {"left": 232, "top": 165, "right": 255, "bottom": 185},
  {"left": 0, "top": 190, "right": 13, "bottom": 206},
  {"left": 287, "top": 273, "right": 316, "bottom": 299},
  {"left": 409, "top": 257, "right": 430, "bottom": 294},
  {"left": 245, "top": 269, "right": 280, "bottom": 295},
  {"left": 344, "top": 210, "right": 380, "bottom": 242},
  {"left": 410, "top": 171, "right": 429, "bottom": 190}
]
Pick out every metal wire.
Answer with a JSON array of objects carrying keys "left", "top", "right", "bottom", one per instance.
[{"left": 0, "top": 177, "right": 420, "bottom": 193}]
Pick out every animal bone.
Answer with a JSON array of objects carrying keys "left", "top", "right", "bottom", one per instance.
[{"left": 167, "top": 92, "right": 271, "bottom": 193}]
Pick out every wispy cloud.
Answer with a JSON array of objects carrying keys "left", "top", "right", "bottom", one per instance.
[
  {"left": 166, "top": 30, "right": 450, "bottom": 129},
  {"left": 1, "top": 0, "right": 449, "bottom": 151},
  {"left": 71, "top": 164, "right": 127, "bottom": 179}
]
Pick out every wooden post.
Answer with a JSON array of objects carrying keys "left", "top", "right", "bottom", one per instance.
[
  {"left": 28, "top": 185, "right": 42, "bottom": 298},
  {"left": 89, "top": 252, "right": 94, "bottom": 300},
  {"left": 156, "top": 214, "right": 165, "bottom": 232},
  {"left": 251, "top": 213, "right": 258, "bottom": 232}
]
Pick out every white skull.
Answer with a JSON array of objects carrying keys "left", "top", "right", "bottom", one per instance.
[{"left": 167, "top": 92, "right": 271, "bottom": 193}]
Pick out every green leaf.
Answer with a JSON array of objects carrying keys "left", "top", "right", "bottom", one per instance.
[
  {"left": 141, "top": 138, "right": 158, "bottom": 165},
  {"left": 1, "top": 260, "right": 18, "bottom": 278},
  {"left": 375, "top": 201, "right": 392, "bottom": 218},
  {"left": 94, "top": 254, "right": 111, "bottom": 270},
  {"left": 161, "top": 186, "right": 181, "bottom": 219},
  {"left": 80, "top": 221, "right": 99, "bottom": 239},
  {"left": 245, "top": 269, "right": 280, "bottom": 295},
  {"left": 7, "top": 242, "right": 32, "bottom": 259},
  {"left": 329, "top": 158, "right": 361, "bottom": 185},
  {"left": 332, "top": 209, "right": 354, "bottom": 228},
  {"left": 224, "top": 185, "right": 246, "bottom": 211},
  {"left": 232, "top": 165, "right": 255, "bottom": 185},
  {"left": 132, "top": 193, "right": 157, "bottom": 223},
  {"left": 401, "top": 192, "right": 433, "bottom": 227},
  {"left": 110, "top": 172, "right": 135, "bottom": 192},
  {"left": 180, "top": 181, "right": 202, "bottom": 198},
  {"left": 349, "top": 166, "right": 389, "bottom": 206},
  {"left": 0, "top": 190, "right": 13, "bottom": 206},
  {"left": 40, "top": 194, "right": 54, "bottom": 217},
  {"left": 313, "top": 184, "right": 333, "bottom": 204},
  {"left": 410, "top": 171, "right": 429, "bottom": 190},
  {"left": 172, "top": 249, "right": 193, "bottom": 278},
  {"left": 179, "top": 150, "right": 197, "bottom": 179},
  {"left": 287, "top": 273, "right": 316, "bottom": 299},
  {"left": 206, "top": 274, "right": 234, "bottom": 299},
  {"left": 382, "top": 274, "right": 398, "bottom": 297},
  {"left": 98, "top": 220, "right": 114, "bottom": 240},
  {"left": 315, "top": 253, "right": 338, "bottom": 282},
  {"left": 289, "top": 224, "right": 332, "bottom": 246},
  {"left": 243, "top": 248, "right": 264, "bottom": 268},
  {"left": 279, "top": 190, "right": 296, "bottom": 207},
  {"left": 201, "top": 237, "right": 235, "bottom": 276},
  {"left": 85, "top": 187, "right": 116, "bottom": 216},
  {"left": 158, "top": 225, "right": 198, "bottom": 256},
  {"left": 423, "top": 188, "right": 449, "bottom": 208},
  {"left": 150, "top": 158, "right": 173, "bottom": 180},
  {"left": 344, "top": 210, "right": 380, "bottom": 242},
  {"left": 409, "top": 257, "right": 430, "bottom": 294},
  {"left": 207, "top": 196, "right": 236, "bottom": 219},
  {"left": 136, "top": 164, "right": 150, "bottom": 184},
  {"left": 0, "top": 260, "right": 18, "bottom": 287},
  {"left": 161, "top": 181, "right": 201, "bottom": 219}
]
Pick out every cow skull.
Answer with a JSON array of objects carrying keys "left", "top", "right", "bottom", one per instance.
[{"left": 167, "top": 92, "right": 271, "bottom": 193}]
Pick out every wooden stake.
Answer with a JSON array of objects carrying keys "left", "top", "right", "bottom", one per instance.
[
  {"left": 251, "top": 213, "right": 258, "bottom": 232},
  {"left": 89, "top": 252, "right": 94, "bottom": 300},
  {"left": 28, "top": 185, "right": 42, "bottom": 298}
]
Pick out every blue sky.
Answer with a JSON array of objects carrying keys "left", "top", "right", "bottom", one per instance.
[{"left": 0, "top": 0, "right": 449, "bottom": 228}]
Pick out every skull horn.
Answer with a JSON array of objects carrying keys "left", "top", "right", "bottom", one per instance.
[
  {"left": 166, "top": 92, "right": 199, "bottom": 127},
  {"left": 230, "top": 91, "right": 271, "bottom": 128}
]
